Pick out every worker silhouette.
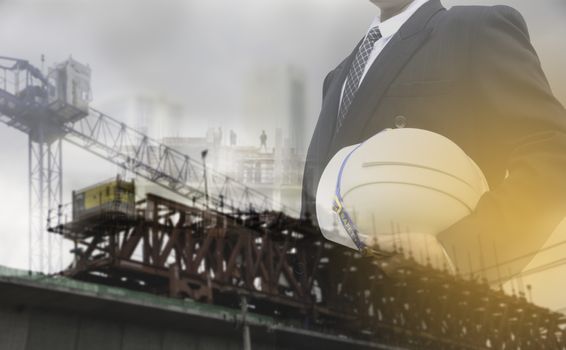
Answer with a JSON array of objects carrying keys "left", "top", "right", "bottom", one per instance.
[{"left": 260, "top": 130, "right": 268, "bottom": 152}]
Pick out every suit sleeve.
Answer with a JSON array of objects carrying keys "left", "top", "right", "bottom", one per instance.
[{"left": 437, "top": 6, "right": 566, "bottom": 282}]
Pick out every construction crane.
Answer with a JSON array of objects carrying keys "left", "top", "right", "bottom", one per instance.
[{"left": 0, "top": 56, "right": 293, "bottom": 273}]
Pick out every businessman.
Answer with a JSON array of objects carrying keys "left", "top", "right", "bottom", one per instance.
[{"left": 301, "top": 0, "right": 566, "bottom": 281}]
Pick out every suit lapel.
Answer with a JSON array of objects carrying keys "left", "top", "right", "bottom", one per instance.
[
  {"left": 332, "top": 0, "right": 445, "bottom": 149},
  {"left": 306, "top": 38, "right": 364, "bottom": 166}
]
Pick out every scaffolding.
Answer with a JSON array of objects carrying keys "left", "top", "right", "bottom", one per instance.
[{"left": 50, "top": 193, "right": 566, "bottom": 349}]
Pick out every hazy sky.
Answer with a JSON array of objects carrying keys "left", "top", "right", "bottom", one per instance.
[{"left": 1, "top": 0, "right": 565, "bottom": 310}]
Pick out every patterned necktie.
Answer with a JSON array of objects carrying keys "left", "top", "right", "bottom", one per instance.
[{"left": 336, "top": 26, "right": 382, "bottom": 133}]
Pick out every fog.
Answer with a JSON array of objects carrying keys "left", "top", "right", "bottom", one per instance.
[{"left": 0, "top": 0, "right": 565, "bottom": 309}]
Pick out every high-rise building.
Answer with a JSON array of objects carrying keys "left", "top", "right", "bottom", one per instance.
[{"left": 155, "top": 128, "right": 304, "bottom": 214}]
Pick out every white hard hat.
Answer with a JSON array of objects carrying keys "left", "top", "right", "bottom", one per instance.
[{"left": 315, "top": 128, "right": 489, "bottom": 253}]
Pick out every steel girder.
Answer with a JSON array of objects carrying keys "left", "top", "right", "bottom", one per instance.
[{"left": 56, "top": 194, "right": 566, "bottom": 350}]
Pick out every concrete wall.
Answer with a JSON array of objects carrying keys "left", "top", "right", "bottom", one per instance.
[{"left": 0, "top": 305, "right": 290, "bottom": 350}]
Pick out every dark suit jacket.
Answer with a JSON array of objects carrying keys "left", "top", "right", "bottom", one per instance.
[{"left": 300, "top": 0, "right": 566, "bottom": 281}]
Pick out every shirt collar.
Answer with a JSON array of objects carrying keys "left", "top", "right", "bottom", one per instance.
[{"left": 367, "top": 0, "right": 431, "bottom": 39}]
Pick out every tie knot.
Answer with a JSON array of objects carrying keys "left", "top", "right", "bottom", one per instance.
[{"left": 366, "top": 26, "right": 382, "bottom": 43}]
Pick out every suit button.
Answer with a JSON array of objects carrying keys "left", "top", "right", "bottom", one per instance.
[{"left": 394, "top": 115, "right": 407, "bottom": 128}]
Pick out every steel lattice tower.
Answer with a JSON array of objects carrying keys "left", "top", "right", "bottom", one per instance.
[
  {"left": 28, "top": 133, "right": 63, "bottom": 273},
  {"left": 0, "top": 56, "right": 90, "bottom": 273}
]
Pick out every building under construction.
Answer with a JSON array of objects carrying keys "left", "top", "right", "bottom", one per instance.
[{"left": 1, "top": 56, "right": 566, "bottom": 350}]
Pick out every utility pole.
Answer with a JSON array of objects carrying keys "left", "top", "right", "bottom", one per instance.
[
  {"left": 240, "top": 295, "right": 252, "bottom": 350},
  {"left": 201, "top": 149, "right": 209, "bottom": 209}
]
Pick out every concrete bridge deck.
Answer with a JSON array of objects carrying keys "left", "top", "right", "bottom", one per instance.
[{"left": 0, "top": 266, "right": 397, "bottom": 350}]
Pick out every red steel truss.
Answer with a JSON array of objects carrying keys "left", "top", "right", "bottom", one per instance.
[{"left": 51, "top": 193, "right": 566, "bottom": 350}]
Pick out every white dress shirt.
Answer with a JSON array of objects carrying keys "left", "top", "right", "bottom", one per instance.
[{"left": 338, "top": 0, "right": 430, "bottom": 110}]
